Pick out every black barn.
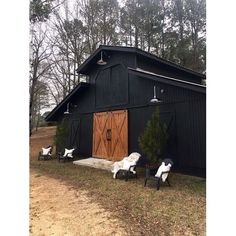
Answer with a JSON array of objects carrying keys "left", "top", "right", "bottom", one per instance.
[{"left": 46, "top": 45, "right": 206, "bottom": 177}]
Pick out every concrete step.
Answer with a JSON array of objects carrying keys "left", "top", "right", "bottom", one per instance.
[{"left": 73, "top": 158, "right": 114, "bottom": 171}]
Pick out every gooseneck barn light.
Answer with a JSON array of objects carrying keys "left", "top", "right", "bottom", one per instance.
[
  {"left": 97, "top": 51, "right": 107, "bottom": 65},
  {"left": 150, "top": 85, "right": 161, "bottom": 104},
  {"left": 64, "top": 103, "right": 71, "bottom": 115}
]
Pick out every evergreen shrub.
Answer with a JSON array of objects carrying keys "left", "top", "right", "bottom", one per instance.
[
  {"left": 138, "top": 107, "right": 168, "bottom": 165},
  {"left": 54, "top": 118, "right": 69, "bottom": 152}
]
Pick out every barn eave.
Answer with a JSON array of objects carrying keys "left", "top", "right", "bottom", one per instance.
[
  {"left": 128, "top": 67, "right": 206, "bottom": 94},
  {"left": 45, "top": 82, "right": 89, "bottom": 122}
]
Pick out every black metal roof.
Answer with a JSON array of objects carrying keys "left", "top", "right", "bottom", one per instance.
[
  {"left": 45, "top": 82, "right": 89, "bottom": 121},
  {"left": 77, "top": 45, "right": 206, "bottom": 79},
  {"left": 128, "top": 68, "right": 206, "bottom": 94}
]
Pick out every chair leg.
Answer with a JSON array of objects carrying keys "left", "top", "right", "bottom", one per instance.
[
  {"left": 113, "top": 172, "right": 117, "bottom": 179},
  {"left": 157, "top": 178, "right": 160, "bottom": 190},
  {"left": 125, "top": 171, "right": 129, "bottom": 181},
  {"left": 144, "top": 178, "right": 148, "bottom": 187},
  {"left": 38, "top": 152, "right": 42, "bottom": 161},
  {"left": 166, "top": 178, "right": 171, "bottom": 187}
]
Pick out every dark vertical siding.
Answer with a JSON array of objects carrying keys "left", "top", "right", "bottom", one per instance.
[
  {"left": 79, "top": 114, "right": 93, "bottom": 157},
  {"left": 95, "top": 68, "right": 110, "bottom": 107},
  {"left": 137, "top": 55, "right": 202, "bottom": 84},
  {"left": 95, "top": 64, "right": 128, "bottom": 108},
  {"left": 128, "top": 106, "right": 155, "bottom": 157},
  {"left": 128, "top": 74, "right": 153, "bottom": 106},
  {"left": 111, "top": 65, "right": 128, "bottom": 105},
  {"left": 128, "top": 105, "right": 177, "bottom": 166},
  {"left": 67, "top": 114, "right": 93, "bottom": 157},
  {"left": 127, "top": 76, "right": 206, "bottom": 175},
  {"left": 69, "top": 119, "right": 80, "bottom": 148}
]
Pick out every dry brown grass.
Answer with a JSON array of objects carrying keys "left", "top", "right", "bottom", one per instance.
[
  {"left": 30, "top": 126, "right": 206, "bottom": 236},
  {"left": 30, "top": 126, "right": 56, "bottom": 158}
]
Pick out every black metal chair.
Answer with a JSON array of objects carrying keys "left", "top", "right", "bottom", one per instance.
[
  {"left": 116, "top": 164, "right": 138, "bottom": 181},
  {"left": 112, "top": 152, "right": 141, "bottom": 181},
  {"left": 57, "top": 148, "right": 76, "bottom": 162},
  {"left": 144, "top": 159, "right": 174, "bottom": 190},
  {"left": 38, "top": 145, "right": 53, "bottom": 161}
]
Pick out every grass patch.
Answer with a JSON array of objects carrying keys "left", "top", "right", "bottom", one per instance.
[{"left": 30, "top": 127, "right": 206, "bottom": 236}]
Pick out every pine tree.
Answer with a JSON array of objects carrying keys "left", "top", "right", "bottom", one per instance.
[{"left": 138, "top": 107, "right": 168, "bottom": 165}]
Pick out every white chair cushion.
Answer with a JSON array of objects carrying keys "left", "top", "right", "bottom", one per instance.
[
  {"left": 112, "top": 152, "right": 141, "bottom": 176},
  {"left": 67, "top": 153, "right": 73, "bottom": 158},
  {"left": 127, "top": 152, "right": 141, "bottom": 162},
  {"left": 123, "top": 159, "right": 136, "bottom": 170},
  {"left": 155, "top": 162, "right": 172, "bottom": 182},
  {"left": 42, "top": 147, "right": 51, "bottom": 155},
  {"left": 63, "top": 148, "right": 75, "bottom": 157}
]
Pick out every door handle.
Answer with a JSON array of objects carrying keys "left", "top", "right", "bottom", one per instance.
[{"left": 106, "top": 129, "right": 111, "bottom": 141}]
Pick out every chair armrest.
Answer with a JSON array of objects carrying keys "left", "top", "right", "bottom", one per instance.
[
  {"left": 161, "top": 171, "right": 170, "bottom": 174},
  {"left": 128, "top": 165, "right": 136, "bottom": 171},
  {"left": 160, "top": 170, "right": 170, "bottom": 179},
  {"left": 65, "top": 153, "right": 74, "bottom": 158}
]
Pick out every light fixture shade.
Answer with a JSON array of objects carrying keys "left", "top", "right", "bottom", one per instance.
[
  {"left": 150, "top": 98, "right": 161, "bottom": 103},
  {"left": 97, "top": 59, "right": 107, "bottom": 65},
  {"left": 97, "top": 51, "right": 107, "bottom": 65},
  {"left": 149, "top": 85, "right": 161, "bottom": 104}
]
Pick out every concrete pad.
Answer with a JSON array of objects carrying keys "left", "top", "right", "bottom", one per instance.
[{"left": 73, "top": 158, "right": 114, "bottom": 171}]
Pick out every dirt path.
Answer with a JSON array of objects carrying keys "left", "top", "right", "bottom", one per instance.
[{"left": 30, "top": 169, "right": 127, "bottom": 236}]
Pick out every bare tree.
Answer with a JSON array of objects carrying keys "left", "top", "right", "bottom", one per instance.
[
  {"left": 79, "top": 0, "right": 101, "bottom": 53},
  {"left": 29, "top": 23, "right": 52, "bottom": 135},
  {"left": 41, "top": 2, "right": 87, "bottom": 108},
  {"left": 31, "top": 80, "right": 50, "bottom": 131}
]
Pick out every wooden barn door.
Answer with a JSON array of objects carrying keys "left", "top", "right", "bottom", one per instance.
[
  {"left": 92, "top": 112, "right": 111, "bottom": 159},
  {"left": 92, "top": 110, "right": 128, "bottom": 161},
  {"left": 110, "top": 110, "right": 128, "bottom": 161}
]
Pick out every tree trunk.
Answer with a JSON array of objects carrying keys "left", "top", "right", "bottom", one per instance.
[
  {"left": 135, "top": 25, "right": 138, "bottom": 48},
  {"left": 29, "top": 62, "right": 38, "bottom": 136}
]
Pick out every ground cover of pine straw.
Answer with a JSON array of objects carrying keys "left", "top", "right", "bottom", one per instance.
[{"left": 30, "top": 126, "right": 206, "bottom": 236}]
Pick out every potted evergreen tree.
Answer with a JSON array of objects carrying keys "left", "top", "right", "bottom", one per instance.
[{"left": 138, "top": 107, "right": 168, "bottom": 170}]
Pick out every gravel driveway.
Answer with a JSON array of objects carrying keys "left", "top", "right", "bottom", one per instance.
[{"left": 30, "top": 169, "right": 127, "bottom": 236}]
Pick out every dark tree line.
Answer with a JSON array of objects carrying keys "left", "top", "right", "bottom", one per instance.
[
  {"left": 73, "top": 0, "right": 206, "bottom": 72},
  {"left": 29, "top": 0, "right": 206, "bottom": 134}
]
